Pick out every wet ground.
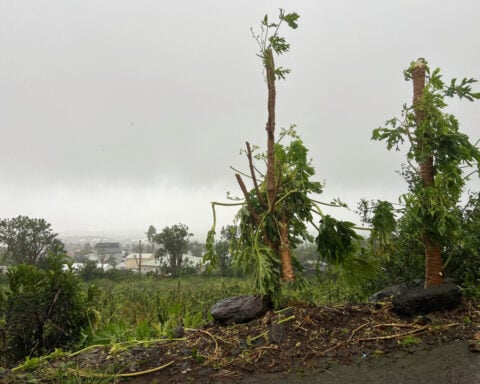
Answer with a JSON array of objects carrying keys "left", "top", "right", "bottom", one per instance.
[
  {"left": 3, "top": 298, "right": 480, "bottom": 383},
  {"left": 241, "top": 340, "right": 480, "bottom": 384}
]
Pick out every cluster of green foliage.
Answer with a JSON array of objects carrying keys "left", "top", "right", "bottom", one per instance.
[
  {"left": 154, "top": 223, "right": 193, "bottom": 277},
  {"left": 0, "top": 253, "right": 89, "bottom": 366},
  {"left": 208, "top": 225, "right": 236, "bottom": 276},
  {"left": 444, "top": 192, "right": 480, "bottom": 290},
  {"left": 360, "top": 195, "right": 480, "bottom": 295},
  {"left": 0, "top": 216, "right": 60, "bottom": 265},
  {"left": 372, "top": 61, "right": 480, "bottom": 248},
  {"left": 77, "top": 261, "right": 137, "bottom": 282},
  {"left": 231, "top": 128, "right": 326, "bottom": 289},
  {"left": 370, "top": 59, "right": 480, "bottom": 288}
]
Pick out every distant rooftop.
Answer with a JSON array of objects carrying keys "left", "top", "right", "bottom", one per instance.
[{"left": 94, "top": 242, "right": 120, "bottom": 249}]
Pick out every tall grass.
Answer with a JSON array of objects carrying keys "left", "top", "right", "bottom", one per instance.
[
  {"left": 78, "top": 273, "right": 368, "bottom": 348},
  {"left": 80, "top": 276, "right": 255, "bottom": 346}
]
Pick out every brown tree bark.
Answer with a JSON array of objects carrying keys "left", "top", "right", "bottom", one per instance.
[
  {"left": 279, "top": 212, "right": 294, "bottom": 282},
  {"left": 412, "top": 59, "right": 443, "bottom": 287},
  {"left": 264, "top": 48, "right": 277, "bottom": 212},
  {"left": 424, "top": 238, "right": 442, "bottom": 287}
]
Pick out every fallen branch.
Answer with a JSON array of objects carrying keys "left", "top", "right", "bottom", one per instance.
[
  {"left": 347, "top": 322, "right": 370, "bottom": 342},
  {"left": 69, "top": 360, "right": 175, "bottom": 378},
  {"left": 358, "top": 325, "right": 429, "bottom": 342},
  {"left": 187, "top": 328, "right": 220, "bottom": 357}
]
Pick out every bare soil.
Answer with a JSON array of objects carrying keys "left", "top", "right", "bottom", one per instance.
[{"left": 4, "top": 298, "right": 480, "bottom": 384}]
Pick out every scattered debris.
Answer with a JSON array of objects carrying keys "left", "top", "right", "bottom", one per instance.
[{"left": 3, "top": 298, "right": 479, "bottom": 383}]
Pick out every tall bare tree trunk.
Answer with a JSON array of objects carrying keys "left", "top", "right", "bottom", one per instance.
[
  {"left": 264, "top": 49, "right": 295, "bottom": 282},
  {"left": 412, "top": 59, "right": 443, "bottom": 287},
  {"left": 264, "top": 48, "right": 277, "bottom": 212},
  {"left": 279, "top": 212, "right": 294, "bottom": 282}
]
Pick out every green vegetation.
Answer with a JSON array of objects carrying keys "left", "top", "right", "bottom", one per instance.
[
  {"left": 79, "top": 276, "right": 253, "bottom": 345},
  {"left": 76, "top": 274, "right": 363, "bottom": 348},
  {"left": 1, "top": 270, "right": 368, "bottom": 369},
  {"left": 401, "top": 335, "right": 422, "bottom": 347},
  {"left": 154, "top": 223, "right": 193, "bottom": 277},
  {"left": 0, "top": 216, "right": 60, "bottom": 265},
  {"left": 1, "top": 253, "right": 88, "bottom": 366},
  {"left": 206, "top": 10, "right": 364, "bottom": 304},
  {"left": 373, "top": 59, "right": 480, "bottom": 287}
]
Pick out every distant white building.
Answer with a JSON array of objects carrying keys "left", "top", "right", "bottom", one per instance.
[
  {"left": 122, "top": 252, "right": 203, "bottom": 274},
  {"left": 61, "top": 262, "right": 85, "bottom": 272},
  {"left": 94, "top": 242, "right": 123, "bottom": 264},
  {"left": 123, "top": 253, "right": 154, "bottom": 272}
]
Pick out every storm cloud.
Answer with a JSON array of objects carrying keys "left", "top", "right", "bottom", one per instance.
[{"left": 1, "top": 0, "right": 479, "bottom": 238}]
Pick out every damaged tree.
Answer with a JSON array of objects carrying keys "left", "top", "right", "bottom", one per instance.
[
  {"left": 373, "top": 59, "right": 480, "bottom": 288},
  {"left": 206, "top": 10, "right": 361, "bottom": 303}
]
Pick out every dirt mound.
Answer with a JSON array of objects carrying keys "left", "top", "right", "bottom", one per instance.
[{"left": 4, "top": 299, "right": 480, "bottom": 383}]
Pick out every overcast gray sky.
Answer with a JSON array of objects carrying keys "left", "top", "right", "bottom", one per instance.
[{"left": 1, "top": 1, "right": 479, "bottom": 239}]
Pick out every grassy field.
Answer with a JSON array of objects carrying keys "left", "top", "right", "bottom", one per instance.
[
  {"left": 0, "top": 271, "right": 370, "bottom": 349},
  {"left": 80, "top": 276, "right": 256, "bottom": 345},
  {"left": 0, "top": 270, "right": 384, "bottom": 383},
  {"left": 78, "top": 273, "right": 367, "bottom": 347}
]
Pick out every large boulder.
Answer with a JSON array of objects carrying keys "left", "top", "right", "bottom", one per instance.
[
  {"left": 210, "top": 294, "right": 271, "bottom": 325},
  {"left": 392, "top": 282, "right": 463, "bottom": 316},
  {"left": 370, "top": 279, "right": 463, "bottom": 316},
  {"left": 369, "top": 279, "right": 423, "bottom": 302}
]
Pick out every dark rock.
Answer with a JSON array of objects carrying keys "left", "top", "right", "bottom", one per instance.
[
  {"left": 210, "top": 294, "right": 271, "bottom": 325},
  {"left": 268, "top": 323, "right": 286, "bottom": 345},
  {"left": 369, "top": 279, "right": 423, "bottom": 302},
  {"left": 230, "top": 339, "right": 248, "bottom": 356},
  {"left": 392, "top": 282, "right": 463, "bottom": 316},
  {"left": 173, "top": 325, "right": 185, "bottom": 338}
]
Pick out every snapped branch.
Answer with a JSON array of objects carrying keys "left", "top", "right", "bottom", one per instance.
[
  {"left": 246, "top": 142, "right": 267, "bottom": 209},
  {"left": 235, "top": 173, "right": 261, "bottom": 225}
]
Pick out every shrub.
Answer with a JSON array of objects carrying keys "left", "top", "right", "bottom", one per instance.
[{"left": 1, "top": 253, "right": 88, "bottom": 366}]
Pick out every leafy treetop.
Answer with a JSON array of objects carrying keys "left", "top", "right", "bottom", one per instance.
[{"left": 0, "top": 216, "right": 59, "bottom": 265}]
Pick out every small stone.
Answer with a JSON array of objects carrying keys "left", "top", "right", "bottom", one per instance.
[
  {"left": 268, "top": 323, "right": 286, "bottom": 345},
  {"left": 230, "top": 339, "right": 248, "bottom": 356},
  {"left": 173, "top": 326, "right": 185, "bottom": 338},
  {"left": 468, "top": 340, "right": 480, "bottom": 353}
]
